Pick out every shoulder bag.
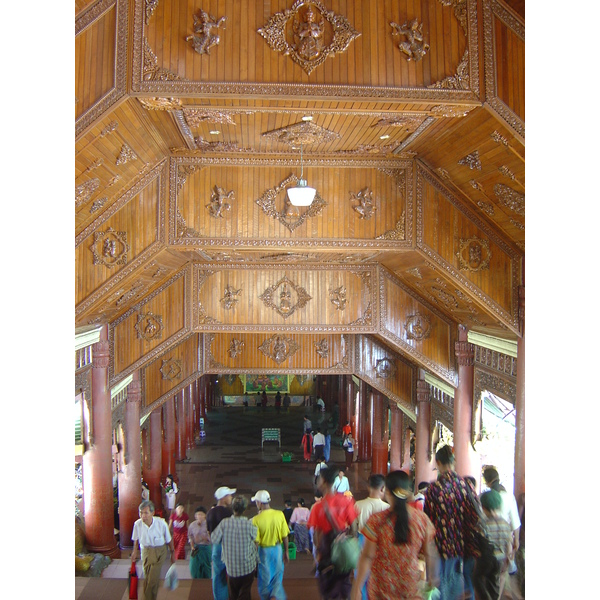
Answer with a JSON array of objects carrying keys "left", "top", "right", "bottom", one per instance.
[{"left": 323, "top": 498, "right": 360, "bottom": 574}]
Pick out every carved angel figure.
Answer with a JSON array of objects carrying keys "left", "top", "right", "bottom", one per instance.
[
  {"left": 220, "top": 285, "right": 241, "bottom": 310},
  {"left": 293, "top": 4, "right": 325, "bottom": 61},
  {"left": 273, "top": 336, "right": 288, "bottom": 363},
  {"left": 279, "top": 284, "right": 292, "bottom": 314},
  {"left": 186, "top": 9, "right": 226, "bottom": 55},
  {"left": 391, "top": 19, "right": 430, "bottom": 61},
  {"left": 330, "top": 286, "right": 347, "bottom": 311},
  {"left": 103, "top": 238, "right": 117, "bottom": 258},
  {"left": 206, "top": 185, "right": 234, "bottom": 218},
  {"left": 351, "top": 188, "right": 377, "bottom": 219}
]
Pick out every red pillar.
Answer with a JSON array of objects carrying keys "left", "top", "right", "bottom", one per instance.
[
  {"left": 186, "top": 385, "right": 194, "bottom": 451},
  {"left": 454, "top": 325, "right": 478, "bottom": 477},
  {"left": 401, "top": 420, "right": 412, "bottom": 472},
  {"left": 175, "top": 391, "right": 186, "bottom": 461},
  {"left": 162, "top": 397, "right": 176, "bottom": 477},
  {"left": 389, "top": 404, "right": 402, "bottom": 472},
  {"left": 118, "top": 374, "right": 142, "bottom": 549},
  {"left": 371, "top": 391, "right": 389, "bottom": 475},
  {"left": 415, "top": 378, "right": 434, "bottom": 490},
  {"left": 192, "top": 380, "right": 200, "bottom": 436},
  {"left": 145, "top": 408, "right": 163, "bottom": 513},
  {"left": 514, "top": 287, "right": 525, "bottom": 500},
  {"left": 83, "top": 329, "right": 120, "bottom": 558},
  {"left": 355, "top": 380, "right": 369, "bottom": 461},
  {"left": 347, "top": 376, "right": 358, "bottom": 444}
]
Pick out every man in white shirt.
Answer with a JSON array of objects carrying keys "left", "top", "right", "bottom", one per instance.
[
  {"left": 313, "top": 428, "right": 326, "bottom": 460},
  {"left": 332, "top": 468, "right": 350, "bottom": 493},
  {"left": 131, "top": 500, "right": 176, "bottom": 600},
  {"left": 314, "top": 458, "right": 328, "bottom": 485}
]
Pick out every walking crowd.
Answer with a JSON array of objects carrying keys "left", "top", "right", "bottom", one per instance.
[{"left": 130, "top": 409, "right": 523, "bottom": 600}]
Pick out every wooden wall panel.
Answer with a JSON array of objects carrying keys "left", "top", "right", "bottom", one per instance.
[
  {"left": 174, "top": 163, "right": 407, "bottom": 245},
  {"left": 379, "top": 267, "right": 454, "bottom": 384},
  {"left": 134, "top": 0, "right": 473, "bottom": 95},
  {"left": 355, "top": 335, "right": 416, "bottom": 418},
  {"left": 143, "top": 334, "right": 199, "bottom": 408},
  {"left": 194, "top": 265, "right": 376, "bottom": 331},
  {"left": 493, "top": 17, "right": 524, "bottom": 121},
  {"left": 204, "top": 333, "right": 353, "bottom": 374},
  {"left": 110, "top": 269, "right": 189, "bottom": 381},
  {"left": 76, "top": 176, "right": 161, "bottom": 306}
]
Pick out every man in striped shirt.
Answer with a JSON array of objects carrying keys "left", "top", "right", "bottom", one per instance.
[{"left": 210, "top": 496, "right": 259, "bottom": 600}]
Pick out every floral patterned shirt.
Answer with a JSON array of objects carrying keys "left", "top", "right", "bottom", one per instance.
[{"left": 423, "top": 470, "right": 480, "bottom": 559}]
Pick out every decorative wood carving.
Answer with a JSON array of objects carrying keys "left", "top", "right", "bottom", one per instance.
[
  {"left": 255, "top": 175, "right": 328, "bottom": 232},
  {"left": 490, "top": 130, "right": 510, "bottom": 147},
  {"left": 258, "top": 1, "right": 360, "bottom": 76},
  {"left": 160, "top": 357, "right": 182, "bottom": 381},
  {"left": 76, "top": 179, "right": 100, "bottom": 208},
  {"left": 89, "top": 227, "right": 130, "bottom": 268},
  {"left": 494, "top": 184, "right": 524, "bottom": 215},
  {"left": 314, "top": 338, "right": 329, "bottom": 359},
  {"left": 206, "top": 333, "right": 225, "bottom": 369},
  {"left": 436, "top": 167, "right": 450, "bottom": 180},
  {"left": 429, "top": 50, "right": 470, "bottom": 90},
  {"left": 185, "top": 9, "right": 226, "bottom": 55},
  {"left": 135, "top": 311, "right": 164, "bottom": 342},
  {"left": 405, "top": 314, "right": 432, "bottom": 341},
  {"left": 138, "top": 97, "right": 182, "bottom": 110},
  {"left": 329, "top": 286, "right": 347, "bottom": 311},
  {"left": 351, "top": 188, "right": 377, "bottom": 219},
  {"left": 373, "top": 115, "right": 426, "bottom": 131},
  {"left": 183, "top": 109, "right": 244, "bottom": 127},
  {"left": 145, "top": 0, "right": 159, "bottom": 25},
  {"left": 176, "top": 165, "right": 200, "bottom": 194},
  {"left": 116, "top": 144, "right": 138, "bottom": 165},
  {"left": 228, "top": 338, "right": 245, "bottom": 359},
  {"left": 262, "top": 121, "right": 340, "bottom": 146},
  {"left": 430, "top": 105, "right": 475, "bottom": 118},
  {"left": 259, "top": 275, "right": 312, "bottom": 319},
  {"left": 499, "top": 165, "right": 515, "bottom": 181},
  {"left": 193, "top": 137, "right": 250, "bottom": 152},
  {"left": 457, "top": 237, "right": 491, "bottom": 272},
  {"left": 206, "top": 185, "right": 234, "bottom": 218},
  {"left": 176, "top": 208, "right": 202, "bottom": 238},
  {"left": 258, "top": 335, "right": 300, "bottom": 364},
  {"left": 333, "top": 334, "right": 350, "bottom": 370},
  {"left": 406, "top": 267, "right": 423, "bottom": 279},
  {"left": 89, "top": 198, "right": 108, "bottom": 214},
  {"left": 220, "top": 285, "right": 242, "bottom": 310},
  {"left": 376, "top": 214, "right": 406, "bottom": 240},
  {"left": 458, "top": 150, "right": 482, "bottom": 170},
  {"left": 375, "top": 357, "right": 397, "bottom": 379},
  {"left": 143, "top": 38, "right": 182, "bottom": 81},
  {"left": 390, "top": 19, "right": 430, "bottom": 61}
]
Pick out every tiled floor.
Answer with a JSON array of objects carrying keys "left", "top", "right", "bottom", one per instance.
[{"left": 76, "top": 406, "right": 370, "bottom": 599}]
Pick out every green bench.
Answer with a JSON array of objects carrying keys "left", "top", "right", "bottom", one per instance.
[{"left": 261, "top": 428, "right": 281, "bottom": 448}]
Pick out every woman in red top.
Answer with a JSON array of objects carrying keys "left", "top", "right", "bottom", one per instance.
[
  {"left": 350, "top": 471, "right": 436, "bottom": 600},
  {"left": 169, "top": 503, "right": 189, "bottom": 560}
]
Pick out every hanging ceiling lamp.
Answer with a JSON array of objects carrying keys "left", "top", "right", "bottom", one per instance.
[{"left": 287, "top": 143, "right": 316, "bottom": 207}]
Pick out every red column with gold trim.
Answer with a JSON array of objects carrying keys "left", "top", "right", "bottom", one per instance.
[
  {"left": 117, "top": 375, "right": 142, "bottom": 549},
  {"left": 415, "top": 378, "right": 434, "bottom": 489},
  {"left": 514, "top": 287, "right": 525, "bottom": 500},
  {"left": 83, "top": 330, "right": 120, "bottom": 558},
  {"left": 454, "top": 325, "right": 478, "bottom": 478},
  {"left": 161, "top": 397, "right": 176, "bottom": 478},
  {"left": 389, "top": 404, "right": 402, "bottom": 472},
  {"left": 175, "top": 391, "right": 186, "bottom": 461},
  {"left": 371, "top": 391, "right": 389, "bottom": 475},
  {"left": 143, "top": 408, "right": 163, "bottom": 513}
]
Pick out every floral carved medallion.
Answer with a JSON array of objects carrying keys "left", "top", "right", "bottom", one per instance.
[
  {"left": 134, "top": 312, "right": 163, "bottom": 342},
  {"left": 258, "top": 1, "right": 360, "bottom": 76},
  {"left": 89, "top": 227, "right": 130, "bottom": 268},
  {"left": 160, "top": 357, "right": 182, "bottom": 381},
  {"left": 405, "top": 314, "right": 432, "bottom": 341},
  {"left": 256, "top": 175, "right": 327, "bottom": 233},
  {"left": 457, "top": 237, "right": 491, "bottom": 272},
  {"left": 494, "top": 184, "right": 524, "bottom": 215},
  {"left": 458, "top": 150, "right": 482, "bottom": 170},
  {"left": 375, "top": 357, "right": 397, "bottom": 379},
  {"left": 259, "top": 275, "right": 312, "bottom": 319},
  {"left": 258, "top": 335, "right": 300, "bottom": 364}
]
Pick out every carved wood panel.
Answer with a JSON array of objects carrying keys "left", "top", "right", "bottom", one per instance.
[
  {"left": 133, "top": 0, "right": 477, "bottom": 100},
  {"left": 109, "top": 266, "right": 190, "bottom": 383},
  {"left": 194, "top": 264, "right": 377, "bottom": 332}
]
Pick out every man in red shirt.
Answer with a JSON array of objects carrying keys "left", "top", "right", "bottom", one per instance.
[{"left": 308, "top": 467, "right": 358, "bottom": 599}]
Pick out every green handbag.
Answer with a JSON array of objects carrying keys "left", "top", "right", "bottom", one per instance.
[{"left": 323, "top": 500, "right": 361, "bottom": 573}]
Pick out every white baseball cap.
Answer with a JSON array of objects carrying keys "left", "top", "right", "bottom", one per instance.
[
  {"left": 214, "top": 486, "right": 237, "bottom": 500},
  {"left": 251, "top": 490, "right": 271, "bottom": 503}
]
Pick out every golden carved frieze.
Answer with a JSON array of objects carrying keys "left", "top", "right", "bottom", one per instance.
[
  {"left": 186, "top": 9, "right": 226, "bottom": 55},
  {"left": 138, "top": 97, "right": 183, "bottom": 111},
  {"left": 329, "top": 286, "right": 347, "bottom": 311},
  {"left": 429, "top": 50, "right": 470, "bottom": 90},
  {"left": 334, "top": 144, "right": 396, "bottom": 156},
  {"left": 160, "top": 357, "right": 182, "bottom": 381},
  {"left": 458, "top": 150, "right": 481, "bottom": 170},
  {"left": 498, "top": 165, "right": 515, "bottom": 181},
  {"left": 176, "top": 208, "right": 202, "bottom": 238},
  {"left": 314, "top": 338, "right": 329, "bottom": 359},
  {"left": 206, "top": 185, "right": 234, "bottom": 218},
  {"left": 256, "top": 174, "right": 328, "bottom": 233},
  {"left": 89, "top": 197, "right": 108, "bottom": 214},
  {"left": 220, "top": 285, "right": 242, "bottom": 310},
  {"left": 183, "top": 108, "right": 251, "bottom": 127},
  {"left": 259, "top": 275, "right": 312, "bottom": 319},
  {"left": 116, "top": 144, "right": 138, "bottom": 166},
  {"left": 373, "top": 115, "right": 427, "bottom": 132},
  {"left": 135, "top": 311, "right": 163, "bottom": 342},
  {"left": 390, "top": 19, "right": 430, "bottom": 61},
  {"left": 405, "top": 314, "right": 432, "bottom": 341},
  {"left": 351, "top": 188, "right": 377, "bottom": 219},
  {"left": 457, "top": 237, "right": 491, "bottom": 273},
  {"left": 262, "top": 121, "right": 340, "bottom": 147},
  {"left": 228, "top": 338, "right": 244, "bottom": 359},
  {"left": 430, "top": 105, "right": 475, "bottom": 118},
  {"left": 376, "top": 214, "right": 406, "bottom": 241},
  {"left": 144, "top": 0, "right": 159, "bottom": 25},
  {"left": 176, "top": 165, "right": 200, "bottom": 195},
  {"left": 143, "top": 38, "right": 182, "bottom": 81},
  {"left": 76, "top": 179, "right": 100, "bottom": 208},
  {"left": 494, "top": 184, "right": 524, "bottom": 215},
  {"left": 490, "top": 130, "right": 510, "bottom": 147},
  {"left": 258, "top": 1, "right": 360, "bottom": 76},
  {"left": 89, "top": 227, "right": 130, "bottom": 268},
  {"left": 259, "top": 335, "right": 300, "bottom": 364},
  {"left": 194, "top": 137, "right": 251, "bottom": 153}
]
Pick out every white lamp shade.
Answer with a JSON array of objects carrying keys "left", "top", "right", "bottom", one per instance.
[{"left": 287, "top": 179, "right": 316, "bottom": 206}]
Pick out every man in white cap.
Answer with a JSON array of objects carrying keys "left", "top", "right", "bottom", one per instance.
[
  {"left": 251, "top": 490, "right": 289, "bottom": 600},
  {"left": 207, "top": 486, "right": 236, "bottom": 600}
]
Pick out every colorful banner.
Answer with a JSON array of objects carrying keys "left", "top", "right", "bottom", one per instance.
[{"left": 243, "top": 374, "right": 289, "bottom": 393}]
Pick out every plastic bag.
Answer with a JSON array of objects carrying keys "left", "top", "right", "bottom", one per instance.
[
  {"left": 418, "top": 581, "right": 441, "bottom": 600},
  {"left": 128, "top": 561, "right": 138, "bottom": 599},
  {"left": 330, "top": 532, "right": 360, "bottom": 573},
  {"left": 163, "top": 564, "right": 179, "bottom": 591}
]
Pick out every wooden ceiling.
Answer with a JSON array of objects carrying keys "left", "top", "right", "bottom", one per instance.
[{"left": 75, "top": 0, "right": 524, "bottom": 408}]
